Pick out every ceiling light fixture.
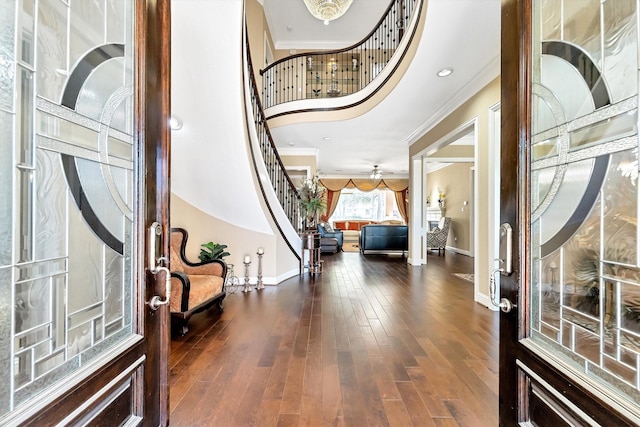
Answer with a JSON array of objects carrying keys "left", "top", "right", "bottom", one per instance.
[
  {"left": 437, "top": 67, "right": 453, "bottom": 77},
  {"left": 303, "top": 0, "right": 354, "bottom": 24},
  {"left": 370, "top": 165, "right": 382, "bottom": 179}
]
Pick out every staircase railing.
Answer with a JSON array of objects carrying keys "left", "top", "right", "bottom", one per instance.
[
  {"left": 260, "top": 0, "right": 419, "bottom": 109},
  {"left": 245, "top": 36, "right": 304, "bottom": 233}
]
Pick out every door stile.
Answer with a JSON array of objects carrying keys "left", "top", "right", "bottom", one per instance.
[
  {"left": 500, "top": 0, "right": 532, "bottom": 422},
  {"left": 136, "top": 0, "right": 172, "bottom": 425}
]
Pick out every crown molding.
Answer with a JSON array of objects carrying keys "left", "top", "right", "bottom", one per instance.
[
  {"left": 406, "top": 54, "right": 500, "bottom": 146},
  {"left": 277, "top": 147, "right": 319, "bottom": 156}
]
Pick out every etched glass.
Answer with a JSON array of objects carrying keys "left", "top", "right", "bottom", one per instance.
[
  {"left": 70, "top": 0, "right": 105, "bottom": 71},
  {"left": 0, "top": 111, "right": 12, "bottom": 267},
  {"left": 0, "top": 0, "right": 137, "bottom": 419},
  {"left": 37, "top": 0, "right": 68, "bottom": 103},
  {"left": 17, "top": 66, "right": 34, "bottom": 166},
  {"left": 602, "top": 0, "right": 637, "bottom": 103},
  {"left": 35, "top": 150, "right": 67, "bottom": 261},
  {"left": 75, "top": 157, "right": 125, "bottom": 241},
  {"left": 529, "top": 0, "right": 640, "bottom": 408},
  {"left": 0, "top": 0, "right": 16, "bottom": 111}
]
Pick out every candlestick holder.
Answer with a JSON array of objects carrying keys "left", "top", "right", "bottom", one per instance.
[
  {"left": 243, "top": 260, "right": 252, "bottom": 292},
  {"left": 256, "top": 249, "right": 264, "bottom": 290}
]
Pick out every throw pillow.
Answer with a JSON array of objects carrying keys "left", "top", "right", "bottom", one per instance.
[{"left": 323, "top": 222, "right": 334, "bottom": 232}]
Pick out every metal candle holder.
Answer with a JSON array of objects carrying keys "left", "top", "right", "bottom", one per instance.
[
  {"left": 243, "top": 260, "right": 252, "bottom": 292},
  {"left": 256, "top": 248, "right": 264, "bottom": 290}
]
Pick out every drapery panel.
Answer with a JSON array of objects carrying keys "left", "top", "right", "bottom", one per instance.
[
  {"left": 395, "top": 189, "right": 409, "bottom": 223},
  {"left": 320, "top": 189, "right": 341, "bottom": 222}
]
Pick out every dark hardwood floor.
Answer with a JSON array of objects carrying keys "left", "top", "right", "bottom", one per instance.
[{"left": 169, "top": 251, "right": 499, "bottom": 426}]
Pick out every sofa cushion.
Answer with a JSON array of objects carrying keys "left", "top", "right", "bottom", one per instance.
[
  {"left": 333, "top": 220, "right": 347, "bottom": 230},
  {"left": 347, "top": 222, "right": 360, "bottom": 231},
  {"left": 171, "top": 274, "right": 224, "bottom": 312}
]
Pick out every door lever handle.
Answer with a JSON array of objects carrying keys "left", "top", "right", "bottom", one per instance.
[
  {"left": 490, "top": 268, "right": 516, "bottom": 313},
  {"left": 149, "top": 265, "right": 171, "bottom": 311},
  {"left": 148, "top": 222, "right": 171, "bottom": 311}
]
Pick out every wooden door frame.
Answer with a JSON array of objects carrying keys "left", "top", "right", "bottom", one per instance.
[
  {"left": 138, "top": 0, "right": 172, "bottom": 424},
  {"left": 499, "top": 0, "right": 529, "bottom": 421}
]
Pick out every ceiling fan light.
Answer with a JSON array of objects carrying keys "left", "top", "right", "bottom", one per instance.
[{"left": 303, "top": 0, "right": 354, "bottom": 23}]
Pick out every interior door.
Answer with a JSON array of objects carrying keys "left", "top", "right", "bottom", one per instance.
[
  {"left": 500, "top": 0, "right": 640, "bottom": 425},
  {"left": 0, "top": 0, "right": 170, "bottom": 425}
]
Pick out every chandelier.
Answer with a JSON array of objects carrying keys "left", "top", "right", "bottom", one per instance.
[{"left": 303, "top": 0, "right": 354, "bottom": 24}]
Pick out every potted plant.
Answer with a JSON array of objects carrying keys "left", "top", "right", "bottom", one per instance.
[
  {"left": 198, "top": 242, "right": 230, "bottom": 262},
  {"left": 299, "top": 174, "right": 326, "bottom": 229}
]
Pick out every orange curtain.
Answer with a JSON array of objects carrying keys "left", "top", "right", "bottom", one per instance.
[
  {"left": 394, "top": 189, "right": 409, "bottom": 223},
  {"left": 320, "top": 189, "right": 341, "bottom": 222}
]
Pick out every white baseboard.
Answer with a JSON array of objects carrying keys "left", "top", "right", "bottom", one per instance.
[
  {"left": 445, "top": 246, "right": 472, "bottom": 257},
  {"left": 237, "top": 268, "right": 299, "bottom": 286},
  {"left": 407, "top": 257, "right": 423, "bottom": 265},
  {"left": 475, "top": 292, "right": 499, "bottom": 311},
  {"left": 276, "top": 268, "right": 299, "bottom": 284}
]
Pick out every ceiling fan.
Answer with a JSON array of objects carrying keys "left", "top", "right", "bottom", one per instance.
[{"left": 360, "top": 164, "right": 390, "bottom": 179}]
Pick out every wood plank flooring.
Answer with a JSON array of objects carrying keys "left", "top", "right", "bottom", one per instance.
[{"left": 169, "top": 252, "right": 499, "bottom": 426}]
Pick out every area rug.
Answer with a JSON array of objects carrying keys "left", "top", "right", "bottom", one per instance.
[
  {"left": 343, "top": 242, "right": 360, "bottom": 252},
  {"left": 453, "top": 273, "right": 474, "bottom": 283}
]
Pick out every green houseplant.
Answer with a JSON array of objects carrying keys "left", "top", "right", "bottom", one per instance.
[
  {"left": 198, "top": 242, "right": 230, "bottom": 262},
  {"left": 299, "top": 174, "right": 326, "bottom": 228}
]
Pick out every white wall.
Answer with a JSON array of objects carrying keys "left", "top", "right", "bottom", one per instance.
[
  {"left": 171, "top": 0, "right": 299, "bottom": 283},
  {"left": 171, "top": 0, "right": 270, "bottom": 233}
]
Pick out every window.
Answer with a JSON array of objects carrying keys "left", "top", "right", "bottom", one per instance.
[{"left": 330, "top": 188, "right": 402, "bottom": 222}]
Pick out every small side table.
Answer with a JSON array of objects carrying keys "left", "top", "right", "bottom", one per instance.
[{"left": 301, "top": 231, "right": 322, "bottom": 275}]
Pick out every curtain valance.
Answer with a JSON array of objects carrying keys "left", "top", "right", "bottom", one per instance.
[{"left": 319, "top": 178, "right": 408, "bottom": 192}]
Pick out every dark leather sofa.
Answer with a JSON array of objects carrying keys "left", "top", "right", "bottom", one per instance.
[{"left": 359, "top": 224, "right": 408, "bottom": 256}]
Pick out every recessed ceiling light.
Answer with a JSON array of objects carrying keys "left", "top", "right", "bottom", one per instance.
[
  {"left": 323, "top": 137, "right": 331, "bottom": 141},
  {"left": 288, "top": 142, "right": 295, "bottom": 146},
  {"left": 437, "top": 67, "right": 453, "bottom": 77}
]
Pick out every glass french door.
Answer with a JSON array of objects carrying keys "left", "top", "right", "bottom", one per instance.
[
  {"left": 0, "top": 0, "right": 170, "bottom": 424},
  {"left": 501, "top": 0, "right": 640, "bottom": 424}
]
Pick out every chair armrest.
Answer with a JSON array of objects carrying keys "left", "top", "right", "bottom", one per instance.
[{"left": 171, "top": 271, "right": 191, "bottom": 312}]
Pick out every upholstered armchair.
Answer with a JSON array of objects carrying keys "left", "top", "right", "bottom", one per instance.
[
  {"left": 426, "top": 217, "right": 451, "bottom": 255},
  {"left": 317, "top": 222, "right": 343, "bottom": 251},
  {"left": 170, "top": 227, "right": 227, "bottom": 335}
]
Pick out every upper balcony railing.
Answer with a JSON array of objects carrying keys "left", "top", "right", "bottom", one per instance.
[{"left": 260, "top": 0, "right": 419, "bottom": 110}]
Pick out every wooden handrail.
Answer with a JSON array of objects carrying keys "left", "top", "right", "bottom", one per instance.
[{"left": 244, "top": 34, "right": 304, "bottom": 233}]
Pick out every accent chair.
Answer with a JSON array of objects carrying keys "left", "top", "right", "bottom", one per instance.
[
  {"left": 426, "top": 217, "right": 451, "bottom": 255},
  {"left": 317, "top": 222, "right": 343, "bottom": 251}
]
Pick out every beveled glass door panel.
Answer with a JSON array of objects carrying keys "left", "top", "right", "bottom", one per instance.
[
  {"left": 529, "top": 0, "right": 640, "bottom": 409},
  {"left": 0, "top": 0, "right": 138, "bottom": 419}
]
